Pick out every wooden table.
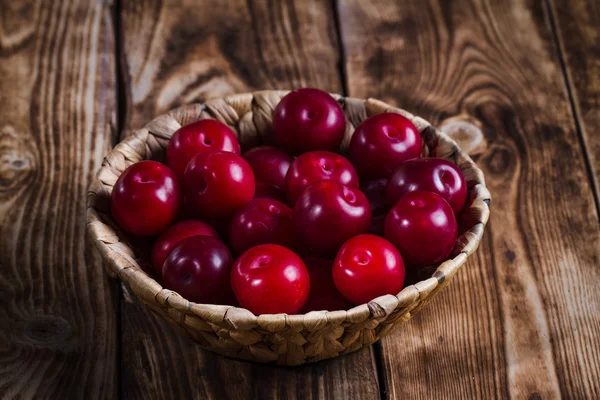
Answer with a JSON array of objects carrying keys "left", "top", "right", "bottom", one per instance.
[{"left": 2, "top": 0, "right": 599, "bottom": 398}]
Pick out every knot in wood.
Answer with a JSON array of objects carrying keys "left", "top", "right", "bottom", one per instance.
[
  {"left": 439, "top": 114, "right": 487, "bottom": 157},
  {"left": 0, "top": 125, "right": 36, "bottom": 197},
  {"left": 17, "top": 315, "right": 73, "bottom": 348},
  {"left": 485, "top": 144, "right": 515, "bottom": 176}
]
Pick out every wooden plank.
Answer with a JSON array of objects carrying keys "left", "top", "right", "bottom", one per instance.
[
  {"left": 338, "top": 0, "right": 600, "bottom": 398},
  {"left": 0, "top": 0, "right": 118, "bottom": 398},
  {"left": 119, "top": 1, "right": 381, "bottom": 398},
  {"left": 120, "top": 0, "right": 343, "bottom": 131},
  {"left": 122, "top": 289, "right": 380, "bottom": 399},
  {"left": 548, "top": 0, "right": 600, "bottom": 203}
]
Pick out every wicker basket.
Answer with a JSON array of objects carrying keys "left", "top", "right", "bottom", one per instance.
[{"left": 86, "top": 90, "right": 491, "bottom": 366}]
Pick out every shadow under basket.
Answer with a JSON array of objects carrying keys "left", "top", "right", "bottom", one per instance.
[{"left": 86, "top": 90, "right": 491, "bottom": 366}]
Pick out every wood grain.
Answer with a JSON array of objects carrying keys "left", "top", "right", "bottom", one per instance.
[
  {"left": 119, "top": 1, "right": 380, "bottom": 398},
  {"left": 338, "top": 0, "right": 600, "bottom": 398},
  {"left": 548, "top": 0, "right": 600, "bottom": 202},
  {"left": 122, "top": 288, "right": 380, "bottom": 400},
  {"left": 0, "top": 0, "right": 118, "bottom": 398},
  {"left": 121, "top": 0, "right": 342, "bottom": 131}
]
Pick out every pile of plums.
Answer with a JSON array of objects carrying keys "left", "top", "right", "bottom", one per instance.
[{"left": 110, "top": 88, "right": 467, "bottom": 315}]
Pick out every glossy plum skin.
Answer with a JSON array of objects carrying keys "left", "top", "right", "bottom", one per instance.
[
  {"left": 294, "top": 181, "right": 371, "bottom": 256},
  {"left": 166, "top": 119, "right": 240, "bottom": 176},
  {"left": 253, "top": 182, "right": 287, "bottom": 203},
  {"left": 285, "top": 151, "right": 359, "bottom": 206},
  {"left": 162, "top": 236, "right": 235, "bottom": 305},
  {"left": 183, "top": 151, "right": 255, "bottom": 219},
  {"left": 228, "top": 198, "right": 296, "bottom": 255},
  {"left": 231, "top": 244, "right": 310, "bottom": 314},
  {"left": 273, "top": 88, "right": 346, "bottom": 155},
  {"left": 349, "top": 113, "right": 422, "bottom": 179},
  {"left": 300, "top": 258, "right": 351, "bottom": 313},
  {"left": 333, "top": 234, "right": 405, "bottom": 305},
  {"left": 151, "top": 220, "right": 219, "bottom": 276},
  {"left": 243, "top": 146, "right": 293, "bottom": 190},
  {"left": 384, "top": 190, "right": 457, "bottom": 267},
  {"left": 386, "top": 158, "right": 467, "bottom": 214},
  {"left": 111, "top": 161, "right": 182, "bottom": 236}
]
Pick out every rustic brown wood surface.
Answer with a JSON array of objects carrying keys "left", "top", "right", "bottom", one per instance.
[
  {"left": 338, "top": 0, "right": 600, "bottom": 398},
  {"left": 548, "top": 0, "right": 600, "bottom": 201},
  {"left": 0, "top": 0, "right": 119, "bottom": 398},
  {"left": 2, "top": 0, "right": 600, "bottom": 398}
]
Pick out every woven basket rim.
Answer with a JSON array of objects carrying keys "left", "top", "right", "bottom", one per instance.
[{"left": 86, "top": 90, "right": 491, "bottom": 333}]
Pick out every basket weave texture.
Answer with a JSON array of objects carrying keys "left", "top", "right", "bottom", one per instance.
[{"left": 87, "top": 91, "right": 491, "bottom": 366}]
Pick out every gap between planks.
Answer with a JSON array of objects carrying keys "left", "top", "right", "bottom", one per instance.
[
  {"left": 332, "top": 0, "right": 349, "bottom": 97},
  {"left": 544, "top": 0, "right": 600, "bottom": 220},
  {"left": 111, "top": 0, "right": 125, "bottom": 396}
]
